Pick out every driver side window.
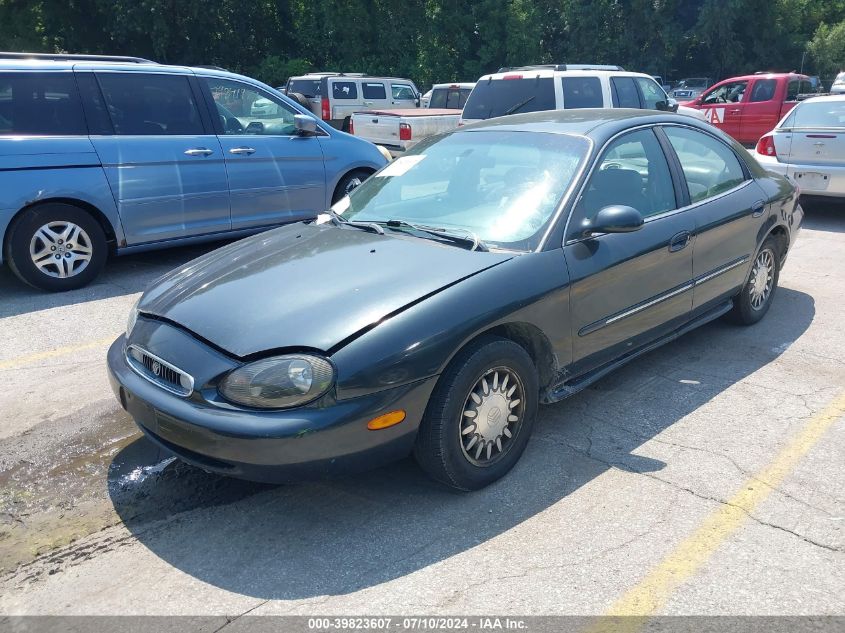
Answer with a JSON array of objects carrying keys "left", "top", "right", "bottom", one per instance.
[
  {"left": 703, "top": 80, "right": 748, "bottom": 105},
  {"left": 576, "top": 128, "right": 677, "bottom": 226},
  {"left": 203, "top": 77, "right": 297, "bottom": 136}
]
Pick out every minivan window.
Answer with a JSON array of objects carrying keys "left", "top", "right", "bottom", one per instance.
[
  {"left": 332, "top": 81, "right": 358, "bottom": 100},
  {"left": 462, "top": 77, "right": 556, "bottom": 120},
  {"left": 610, "top": 77, "right": 640, "bottom": 108},
  {"left": 0, "top": 72, "right": 87, "bottom": 136},
  {"left": 204, "top": 77, "right": 298, "bottom": 136},
  {"left": 97, "top": 73, "right": 203, "bottom": 135},
  {"left": 561, "top": 77, "right": 602, "bottom": 109},
  {"left": 362, "top": 82, "right": 387, "bottom": 100},
  {"left": 664, "top": 126, "right": 746, "bottom": 203}
]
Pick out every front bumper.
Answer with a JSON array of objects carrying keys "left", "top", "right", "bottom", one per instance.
[{"left": 107, "top": 337, "right": 437, "bottom": 483}]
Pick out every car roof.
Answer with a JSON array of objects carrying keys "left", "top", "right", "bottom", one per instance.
[
  {"left": 719, "top": 72, "right": 808, "bottom": 82},
  {"left": 292, "top": 73, "right": 415, "bottom": 82},
  {"left": 458, "top": 108, "right": 713, "bottom": 140},
  {"left": 478, "top": 68, "right": 657, "bottom": 82}
]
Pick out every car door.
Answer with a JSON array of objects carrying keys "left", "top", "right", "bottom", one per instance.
[
  {"left": 390, "top": 82, "right": 418, "bottom": 108},
  {"left": 563, "top": 127, "right": 694, "bottom": 375},
  {"left": 661, "top": 125, "right": 767, "bottom": 315},
  {"left": 698, "top": 80, "right": 748, "bottom": 140},
  {"left": 200, "top": 76, "right": 327, "bottom": 230},
  {"left": 361, "top": 81, "right": 390, "bottom": 110},
  {"left": 89, "top": 71, "right": 230, "bottom": 244},
  {"left": 739, "top": 77, "right": 779, "bottom": 144}
]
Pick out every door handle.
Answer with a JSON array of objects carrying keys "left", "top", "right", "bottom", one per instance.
[
  {"left": 730, "top": 109, "right": 741, "bottom": 114},
  {"left": 229, "top": 147, "right": 256, "bottom": 155},
  {"left": 364, "top": 101, "right": 374, "bottom": 106},
  {"left": 751, "top": 200, "right": 765, "bottom": 217},
  {"left": 184, "top": 148, "right": 213, "bottom": 156},
  {"left": 669, "top": 231, "right": 692, "bottom": 252}
]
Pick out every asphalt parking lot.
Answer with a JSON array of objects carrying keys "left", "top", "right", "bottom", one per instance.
[{"left": 0, "top": 201, "right": 843, "bottom": 620}]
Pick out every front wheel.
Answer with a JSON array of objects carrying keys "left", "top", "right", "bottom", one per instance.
[
  {"left": 5, "top": 203, "right": 108, "bottom": 292},
  {"left": 332, "top": 169, "right": 370, "bottom": 203},
  {"left": 727, "top": 237, "right": 780, "bottom": 325},
  {"left": 414, "top": 337, "right": 539, "bottom": 491}
]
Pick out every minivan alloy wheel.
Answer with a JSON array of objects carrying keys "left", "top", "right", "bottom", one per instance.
[
  {"left": 460, "top": 367, "right": 524, "bottom": 466},
  {"left": 749, "top": 248, "right": 774, "bottom": 310},
  {"left": 29, "top": 221, "right": 93, "bottom": 278}
]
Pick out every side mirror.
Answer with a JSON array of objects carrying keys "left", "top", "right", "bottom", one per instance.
[
  {"left": 294, "top": 114, "right": 318, "bottom": 136},
  {"left": 415, "top": 95, "right": 421, "bottom": 107},
  {"left": 582, "top": 205, "right": 644, "bottom": 237},
  {"left": 666, "top": 97, "right": 679, "bottom": 112}
]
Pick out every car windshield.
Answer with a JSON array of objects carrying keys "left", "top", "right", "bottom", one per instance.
[
  {"left": 462, "top": 78, "right": 555, "bottom": 119},
  {"left": 287, "top": 79, "right": 321, "bottom": 97},
  {"left": 334, "top": 130, "right": 589, "bottom": 251},
  {"left": 789, "top": 101, "right": 845, "bottom": 128}
]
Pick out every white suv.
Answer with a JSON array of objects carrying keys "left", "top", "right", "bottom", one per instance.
[
  {"left": 284, "top": 72, "right": 420, "bottom": 131},
  {"left": 460, "top": 64, "right": 706, "bottom": 124}
]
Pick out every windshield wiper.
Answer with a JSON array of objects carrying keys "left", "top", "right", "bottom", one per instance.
[
  {"left": 327, "top": 210, "right": 384, "bottom": 234},
  {"left": 381, "top": 220, "right": 488, "bottom": 252},
  {"left": 503, "top": 95, "right": 536, "bottom": 116}
]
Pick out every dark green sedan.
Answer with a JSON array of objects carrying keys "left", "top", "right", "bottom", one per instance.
[{"left": 109, "top": 109, "right": 802, "bottom": 490}]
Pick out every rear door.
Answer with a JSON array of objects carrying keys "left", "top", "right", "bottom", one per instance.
[
  {"left": 200, "top": 76, "right": 326, "bottom": 229},
  {"left": 325, "top": 78, "right": 360, "bottom": 129},
  {"left": 739, "top": 77, "right": 779, "bottom": 144},
  {"left": 361, "top": 81, "right": 390, "bottom": 110},
  {"left": 564, "top": 127, "right": 693, "bottom": 375},
  {"left": 90, "top": 71, "right": 230, "bottom": 244},
  {"left": 661, "top": 125, "right": 766, "bottom": 313}
]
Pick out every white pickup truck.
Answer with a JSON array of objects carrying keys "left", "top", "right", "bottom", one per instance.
[{"left": 351, "top": 108, "right": 462, "bottom": 156}]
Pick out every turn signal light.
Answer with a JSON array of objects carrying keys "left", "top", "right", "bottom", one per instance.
[
  {"left": 756, "top": 134, "right": 777, "bottom": 158},
  {"left": 367, "top": 410, "right": 406, "bottom": 430}
]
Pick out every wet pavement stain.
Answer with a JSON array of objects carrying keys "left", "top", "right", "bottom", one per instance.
[{"left": 0, "top": 401, "right": 271, "bottom": 577}]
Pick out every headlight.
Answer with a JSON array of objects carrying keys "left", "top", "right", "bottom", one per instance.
[
  {"left": 126, "top": 297, "right": 140, "bottom": 338},
  {"left": 218, "top": 354, "right": 334, "bottom": 409}
]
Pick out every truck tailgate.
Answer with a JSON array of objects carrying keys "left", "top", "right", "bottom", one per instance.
[{"left": 352, "top": 109, "right": 461, "bottom": 150}]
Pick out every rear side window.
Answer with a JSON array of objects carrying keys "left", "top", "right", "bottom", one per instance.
[
  {"left": 97, "top": 73, "right": 203, "bottom": 135},
  {"left": 786, "top": 80, "right": 799, "bottom": 101},
  {"left": 610, "top": 77, "right": 640, "bottom": 108},
  {"left": 362, "top": 82, "right": 386, "bottom": 100},
  {"left": 0, "top": 72, "right": 87, "bottom": 136},
  {"left": 561, "top": 77, "right": 602, "bottom": 109},
  {"left": 287, "top": 79, "right": 321, "bottom": 97},
  {"left": 664, "top": 126, "right": 746, "bottom": 203},
  {"left": 332, "top": 81, "right": 358, "bottom": 100},
  {"left": 750, "top": 79, "right": 776, "bottom": 102},
  {"left": 462, "top": 77, "right": 556, "bottom": 119}
]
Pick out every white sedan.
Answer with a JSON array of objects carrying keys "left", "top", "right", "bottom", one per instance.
[{"left": 754, "top": 95, "right": 845, "bottom": 200}]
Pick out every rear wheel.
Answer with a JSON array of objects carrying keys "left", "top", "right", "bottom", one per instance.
[
  {"left": 332, "top": 169, "right": 371, "bottom": 203},
  {"left": 727, "top": 236, "right": 780, "bottom": 325},
  {"left": 5, "top": 203, "right": 107, "bottom": 292},
  {"left": 414, "top": 336, "right": 539, "bottom": 490}
]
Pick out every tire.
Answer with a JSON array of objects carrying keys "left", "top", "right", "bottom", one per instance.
[
  {"left": 726, "top": 236, "right": 780, "bottom": 325},
  {"left": 288, "top": 91, "right": 311, "bottom": 110},
  {"left": 414, "top": 336, "right": 539, "bottom": 491},
  {"left": 332, "top": 169, "right": 371, "bottom": 203},
  {"left": 5, "top": 203, "right": 108, "bottom": 292},
  {"left": 341, "top": 116, "right": 351, "bottom": 133}
]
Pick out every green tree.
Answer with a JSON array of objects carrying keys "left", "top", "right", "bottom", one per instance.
[{"left": 808, "top": 20, "right": 845, "bottom": 84}]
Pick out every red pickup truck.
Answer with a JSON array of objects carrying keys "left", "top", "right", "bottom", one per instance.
[{"left": 679, "top": 73, "right": 813, "bottom": 145}]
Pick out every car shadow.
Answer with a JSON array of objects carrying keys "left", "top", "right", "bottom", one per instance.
[
  {"left": 801, "top": 198, "right": 845, "bottom": 233},
  {"left": 0, "top": 240, "right": 232, "bottom": 319},
  {"left": 108, "top": 287, "right": 814, "bottom": 600}
]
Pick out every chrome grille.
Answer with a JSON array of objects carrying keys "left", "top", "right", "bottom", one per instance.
[{"left": 126, "top": 345, "right": 194, "bottom": 397}]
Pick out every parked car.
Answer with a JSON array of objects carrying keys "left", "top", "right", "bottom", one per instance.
[
  {"left": 427, "top": 82, "right": 476, "bottom": 109},
  {"left": 831, "top": 71, "right": 845, "bottom": 95},
  {"left": 653, "top": 75, "right": 672, "bottom": 92},
  {"left": 109, "top": 109, "right": 802, "bottom": 490},
  {"left": 460, "top": 64, "right": 707, "bottom": 124},
  {"left": 351, "top": 108, "right": 462, "bottom": 156},
  {"left": 670, "top": 77, "right": 713, "bottom": 101},
  {"left": 754, "top": 95, "right": 845, "bottom": 201},
  {"left": 679, "top": 72, "right": 812, "bottom": 145},
  {"left": 283, "top": 72, "right": 420, "bottom": 131},
  {"left": 0, "top": 53, "right": 387, "bottom": 291}
]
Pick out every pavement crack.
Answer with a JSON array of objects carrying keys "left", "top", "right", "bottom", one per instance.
[{"left": 213, "top": 599, "right": 270, "bottom": 632}]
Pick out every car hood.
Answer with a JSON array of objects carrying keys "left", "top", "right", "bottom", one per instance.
[{"left": 138, "top": 222, "right": 514, "bottom": 357}]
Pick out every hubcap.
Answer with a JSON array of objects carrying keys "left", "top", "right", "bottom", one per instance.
[
  {"left": 29, "top": 221, "right": 93, "bottom": 279},
  {"left": 748, "top": 249, "right": 774, "bottom": 310},
  {"left": 460, "top": 367, "right": 524, "bottom": 466}
]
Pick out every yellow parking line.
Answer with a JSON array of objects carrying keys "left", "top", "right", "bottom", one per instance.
[
  {"left": 0, "top": 336, "right": 116, "bottom": 370},
  {"left": 594, "top": 389, "right": 845, "bottom": 629}
]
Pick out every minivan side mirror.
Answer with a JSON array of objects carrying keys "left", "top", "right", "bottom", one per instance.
[
  {"left": 582, "top": 205, "right": 644, "bottom": 237},
  {"left": 294, "top": 114, "right": 318, "bottom": 136}
]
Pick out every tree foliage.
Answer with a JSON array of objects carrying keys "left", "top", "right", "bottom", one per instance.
[{"left": 1, "top": 0, "right": 843, "bottom": 88}]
